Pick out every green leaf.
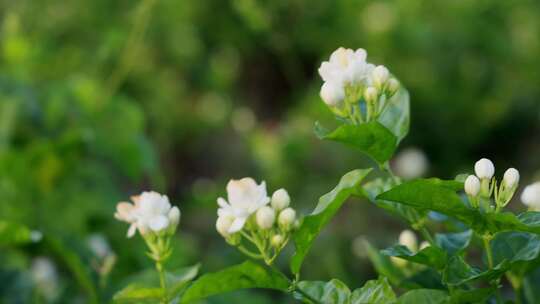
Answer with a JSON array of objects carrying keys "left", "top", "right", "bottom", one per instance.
[
  {"left": 166, "top": 264, "right": 200, "bottom": 299},
  {"left": 362, "top": 239, "right": 405, "bottom": 285},
  {"left": 351, "top": 277, "right": 396, "bottom": 304},
  {"left": 0, "top": 221, "right": 34, "bottom": 245},
  {"left": 435, "top": 230, "right": 473, "bottom": 255},
  {"left": 381, "top": 245, "right": 447, "bottom": 269},
  {"left": 490, "top": 232, "right": 540, "bottom": 266},
  {"left": 362, "top": 178, "right": 426, "bottom": 226},
  {"left": 291, "top": 169, "right": 372, "bottom": 274},
  {"left": 314, "top": 121, "right": 397, "bottom": 164},
  {"left": 113, "top": 284, "right": 163, "bottom": 303},
  {"left": 377, "top": 179, "right": 540, "bottom": 235},
  {"left": 378, "top": 88, "right": 410, "bottom": 143},
  {"left": 442, "top": 255, "right": 508, "bottom": 286},
  {"left": 450, "top": 287, "right": 495, "bottom": 303},
  {"left": 296, "top": 279, "right": 351, "bottom": 304},
  {"left": 180, "top": 261, "right": 289, "bottom": 303},
  {"left": 397, "top": 289, "right": 449, "bottom": 304}
]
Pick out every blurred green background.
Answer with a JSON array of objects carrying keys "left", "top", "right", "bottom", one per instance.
[{"left": 1, "top": 0, "right": 540, "bottom": 302}]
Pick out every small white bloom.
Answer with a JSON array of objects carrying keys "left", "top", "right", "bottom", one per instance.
[
  {"left": 217, "top": 178, "right": 270, "bottom": 233},
  {"left": 474, "top": 158, "right": 495, "bottom": 179},
  {"left": 271, "top": 188, "right": 290, "bottom": 211},
  {"left": 168, "top": 206, "right": 181, "bottom": 228},
  {"left": 320, "top": 81, "right": 345, "bottom": 106},
  {"left": 31, "top": 257, "right": 59, "bottom": 301},
  {"left": 216, "top": 215, "right": 235, "bottom": 237},
  {"left": 503, "top": 168, "right": 520, "bottom": 188},
  {"left": 372, "top": 65, "right": 389, "bottom": 88},
  {"left": 256, "top": 206, "right": 276, "bottom": 230},
  {"left": 464, "top": 175, "right": 481, "bottom": 196},
  {"left": 393, "top": 148, "right": 429, "bottom": 179},
  {"left": 87, "top": 234, "right": 111, "bottom": 258},
  {"left": 387, "top": 78, "right": 400, "bottom": 95},
  {"left": 364, "top": 86, "right": 378, "bottom": 104},
  {"left": 278, "top": 208, "right": 296, "bottom": 230},
  {"left": 399, "top": 229, "right": 417, "bottom": 251},
  {"left": 271, "top": 234, "right": 284, "bottom": 247},
  {"left": 521, "top": 182, "right": 540, "bottom": 210},
  {"left": 114, "top": 191, "right": 175, "bottom": 237}
]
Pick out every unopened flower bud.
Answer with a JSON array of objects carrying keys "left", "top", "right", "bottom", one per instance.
[
  {"left": 464, "top": 175, "right": 480, "bottom": 196},
  {"left": 399, "top": 229, "right": 417, "bottom": 251},
  {"left": 271, "top": 234, "right": 284, "bottom": 248},
  {"left": 278, "top": 208, "right": 296, "bottom": 230},
  {"left": 474, "top": 158, "right": 495, "bottom": 179},
  {"left": 256, "top": 206, "right": 276, "bottom": 230},
  {"left": 271, "top": 189, "right": 290, "bottom": 211},
  {"left": 503, "top": 168, "right": 520, "bottom": 188},
  {"left": 419, "top": 241, "right": 430, "bottom": 250},
  {"left": 387, "top": 78, "right": 399, "bottom": 95},
  {"left": 522, "top": 182, "right": 540, "bottom": 210},
  {"left": 216, "top": 216, "right": 234, "bottom": 237},
  {"left": 364, "top": 87, "right": 378, "bottom": 104},
  {"left": 372, "top": 65, "right": 389, "bottom": 89},
  {"left": 168, "top": 206, "right": 181, "bottom": 229},
  {"left": 320, "top": 81, "right": 345, "bottom": 107}
]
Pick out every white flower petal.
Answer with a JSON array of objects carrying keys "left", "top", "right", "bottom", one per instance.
[
  {"left": 148, "top": 215, "right": 169, "bottom": 232},
  {"left": 228, "top": 217, "right": 247, "bottom": 233}
]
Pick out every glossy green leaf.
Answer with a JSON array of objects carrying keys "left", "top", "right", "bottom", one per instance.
[
  {"left": 0, "top": 221, "right": 34, "bottom": 245},
  {"left": 362, "top": 178, "right": 426, "bottom": 226},
  {"left": 295, "top": 279, "right": 351, "bottom": 304},
  {"left": 442, "top": 255, "right": 508, "bottom": 286},
  {"left": 450, "top": 287, "right": 495, "bottom": 303},
  {"left": 113, "top": 284, "right": 163, "bottom": 303},
  {"left": 490, "top": 232, "right": 540, "bottom": 266},
  {"left": 435, "top": 230, "right": 473, "bottom": 255},
  {"left": 351, "top": 277, "right": 397, "bottom": 304},
  {"left": 314, "top": 121, "right": 397, "bottom": 164},
  {"left": 381, "top": 245, "right": 447, "bottom": 269},
  {"left": 378, "top": 88, "right": 410, "bottom": 143},
  {"left": 397, "top": 289, "right": 449, "bottom": 304},
  {"left": 180, "top": 261, "right": 289, "bottom": 303},
  {"left": 377, "top": 179, "right": 540, "bottom": 235},
  {"left": 362, "top": 239, "right": 405, "bottom": 285},
  {"left": 291, "top": 169, "right": 372, "bottom": 274},
  {"left": 166, "top": 264, "right": 200, "bottom": 299}
]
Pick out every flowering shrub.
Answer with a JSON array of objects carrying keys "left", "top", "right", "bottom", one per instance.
[
  {"left": 108, "top": 47, "right": 540, "bottom": 303},
  {"left": 4, "top": 46, "right": 540, "bottom": 304}
]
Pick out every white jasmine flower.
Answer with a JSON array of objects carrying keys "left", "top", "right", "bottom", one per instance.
[
  {"left": 217, "top": 178, "right": 270, "bottom": 233},
  {"left": 364, "top": 86, "right": 378, "bottom": 104},
  {"left": 115, "top": 191, "right": 178, "bottom": 237},
  {"left": 464, "top": 175, "right": 481, "bottom": 197},
  {"left": 522, "top": 182, "right": 540, "bottom": 210},
  {"left": 503, "top": 168, "right": 520, "bottom": 188},
  {"left": 87, "top": 234, "right": 111, "bottom": 259},
  {"left": 271, "top": 188, "right": 290, "bottom": 211},
  {"left": 393, "top": 148, "right": 429, "bottom": 179},
  {"left": 372, "top": 65, "right": 389, "bottom": 88},
  {"left": 320, "top": 81, "right": 345, "bottom": 106},
  {"left": 31, "top": 257, "right": 59, "bottom": 301},
  {"left": 398, "top": 229, "right": 417, "bottom": 251},
  {"left": 271, "top": 234, "right": 284, "bottom": 247},
  {"left": 318, "top": 47, "right": 373, "bottom": 86},
  {"left": 387, "top": 78, "right": 400, "bottom": 95},
  {"left": 474, "top": 158, "right": 495, "bottom": 179},
  {"left": 256, "top": 206, "right": 276, "bottom": 230},
  {"left": 278, "top": 208, "right": 296, "bottom": 230},
  {"left": 216, "top": 215, "right": 235, "bottom": 237}
]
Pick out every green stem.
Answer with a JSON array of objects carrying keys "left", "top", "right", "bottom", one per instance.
[
  {"left": 483, "top": 235, "right": 502, "bottom": 304},
  {"left": 237, "top": 245, "right": 263, "bottom": 260},
  {"left": 420, "top": 227, "right": 435, "bottom": 246},
  {"left": 156, "top": 261, "right": 167, "bottom": 304}
]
